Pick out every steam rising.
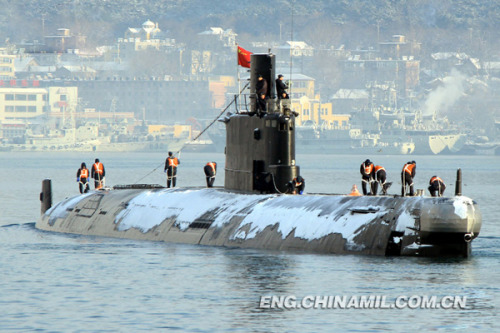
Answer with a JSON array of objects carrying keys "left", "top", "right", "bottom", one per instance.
[{"left": 423, "top": 69, "right": 466, "bottom": 116}]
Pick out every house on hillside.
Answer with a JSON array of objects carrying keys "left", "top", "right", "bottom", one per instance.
[
  {"left": 125, "top": 20, "right": 164, "bottom": 41},
  {"left": 198, "top": 27, "right": 237, "bottom": 48}
]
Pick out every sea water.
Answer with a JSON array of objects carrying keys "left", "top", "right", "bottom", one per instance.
[{"left": 0, "top": 152, "right": 498, "bottom": 332}]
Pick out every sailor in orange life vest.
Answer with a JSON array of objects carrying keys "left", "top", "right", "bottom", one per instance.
[
  {"left": 402, "top": 161, "right": 416, "bottom": 196},
  {"left": 76, "top": 162, "right": 90, "bottom": 194},
  {"left": 373, "top": 165, "right": 391, "bottom": 195},
  {"left": 289, "top": 175, "right": 305, "bottom": 194},
  {"left": 360, "top": 159, "right": 375, "bottom": 195},
  {"left": 428, "top": 175, "right": 446, "bottom": 197},
  {"left": 91, "top": 158, "right": 105, "bottom": 190},
  {"left": 164, "top": 151, "right": 180, "bottom": 188},
  {"left": 204, "top": 162, "right": 217, "bottom": 188}
]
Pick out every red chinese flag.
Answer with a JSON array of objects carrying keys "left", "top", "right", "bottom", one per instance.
[
  {"left": 0, "top": 80, "right": 4, "bottom": 86},
  {"left": 237, "top": 46, "right": 252, "bottom": 68},
  {"left": 33, "top": 80, "right": 40, "bottom": 87},
  {"left": 21, "top": 80, "right": 28, "bottom": 87}
]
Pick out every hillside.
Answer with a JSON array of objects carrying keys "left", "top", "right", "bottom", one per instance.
[{"left": 1, "top": 0, "right": 499, "bottom": 54}]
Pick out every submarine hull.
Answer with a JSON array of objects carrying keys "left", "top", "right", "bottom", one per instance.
[{"left": 36, "top": 186, "right": 481, "bottom": 257}]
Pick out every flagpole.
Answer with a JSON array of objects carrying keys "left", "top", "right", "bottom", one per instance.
[
  {"left": 236, "top": 43, "right": 241, "bottom": 113},
  {"left": 289, "top": 0, "right": 294, "bottom": 100}
]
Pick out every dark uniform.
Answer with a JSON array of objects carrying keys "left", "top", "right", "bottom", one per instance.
[
  {"left": 360, "top": 159, "right": 375, "bottom": 195},
  {"left": 428, "top": 176, "right": 446, "bottom": 197},
  {"left": 275, "top": 74, "right": 289, "bottom": 100},
  {"left": 402, "top": 161, "right": 416, "bottom": 196},
  {"left": 256, "top": 75, "right": 268, "bottom": 112},
  {"left": 164, "top": 151, "right": 180, "bottom": 188},
  {"left": 290, "top": 175, "right": 305, "bottom": 194},
  {"left": 91, "top": 158, "right": 105, "bottom": 190},
  {"left": 204, "top": 162, "right": 217, "bottom": 188},
  {"left": 76, "top": 162, "right": 90, "bottom": 194},
  {"left": 373, "top": 165, "right": 390, "bottom": 195}
]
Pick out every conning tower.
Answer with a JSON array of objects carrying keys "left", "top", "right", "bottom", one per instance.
[{"left": 224, "top": 53, "right": 299, "bottom": 193}]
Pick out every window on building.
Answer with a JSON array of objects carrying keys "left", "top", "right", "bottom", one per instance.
[
  {"left": 15, "top": 94, "right": 27, "bottom": 101},
  {"left": 28, "top": 106, "right": 36, "bottom": 113},
  {"left": 60, "top": 95, "right": 67, "bottom": 101},
  {"left": 5, "top": 106, "right": 14, "bottom": 112},
  {"left": 28, "top": 94, "right": 36, "bottom": 101},
  {"left": 15, "top": 106, "right": 27, "bottom": 112},
  {"left": 5, "top": 94, "right": 14, "bottom": 100}
]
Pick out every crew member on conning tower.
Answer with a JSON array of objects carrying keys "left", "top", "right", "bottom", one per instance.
[
  {"left": 256, "top": 74, "right": 268, "bottom": 112},
  {"left": 276, "top": 74, "right": 289, "bottom": 100}
]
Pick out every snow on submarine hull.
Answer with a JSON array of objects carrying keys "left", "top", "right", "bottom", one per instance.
[
  {"left": 36, "top": 185, "right": 481, "bottom": 257},
  {"left": 36, "top": 53, "right": 482, "bottom": 257}
]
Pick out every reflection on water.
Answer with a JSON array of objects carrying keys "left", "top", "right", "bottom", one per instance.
[{"left": 225, "top": 250, "right": 296, "bottom": 294}]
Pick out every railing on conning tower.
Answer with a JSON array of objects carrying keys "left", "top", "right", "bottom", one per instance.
[{"left": 233, "top": 91, "right": 295, "bottom": 117}]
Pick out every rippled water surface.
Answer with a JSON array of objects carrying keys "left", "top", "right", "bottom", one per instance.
[{"left": 0, "top": 152, "right": 498, "bottom": 332}]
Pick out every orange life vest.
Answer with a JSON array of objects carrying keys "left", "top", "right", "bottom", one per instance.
[
  {"left": 374, "top": 165, "right": 385, "bottom": 173},
  {"left": 206, "top": 162, "right": 216, "bottom": 174},
  {"left": 364, "top": 163, "right": 373, "bottom": 174},
  {"left": 80, "top": 168, "right": 89, "bottom": 178},
  {"left": 430, "top": 176, "right": 443, "bottom": 184},
  {"left": 293, "top": 178, "right": 302, "bottom": 187},
  {"left": 403, "top": 163, "right": 415, "bottom": 175},
  {"left": 93, "top": 162, "right": 103, "bottom": 175},
  {"left": 168, "top": 157, "right": 179, "bottom": 167}
]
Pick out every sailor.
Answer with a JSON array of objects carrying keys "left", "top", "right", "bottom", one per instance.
[
  {"left": 256, "top": 74, "right": 268, "bottom": 113},
  {"left": 289, "top": 175, "right": 305, "bottom": 194},
  {"left": 373, "top": 165, "right": 391, "bottom": 195},
  {"left": 360, "top": 159, "right": 375, "bottom": 195},
  {"left": 91, "top": 158, "right": 105, "bottom": 190},
  {"left": 348, "top": 184, "right": 361, "bottom": 196},
  {"left": 275, "top": 74, "right": 289, "bottom": 100},
  {"left": 402, "top": 161, "right": 416, "bottom": 196},
  {"left": 164, "top": 151, "right": 180, "bottom": 188},
  {"left": 428, "top": 175, "right": 446, "bottom": 197},
  {"left": 76, "top": 162, "right": 90, "bottom": 194},
  {"left": 204, "top": 161, "right": 217, "bottom": 188}
]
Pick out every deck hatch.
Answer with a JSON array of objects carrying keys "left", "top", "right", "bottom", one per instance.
[{"left": 76, "top": 195, "right": 104, "bottom": 217}]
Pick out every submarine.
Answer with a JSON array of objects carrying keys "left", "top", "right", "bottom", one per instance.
[{"left": 37, "top": 53, "right": 482, "bottom": 257}]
